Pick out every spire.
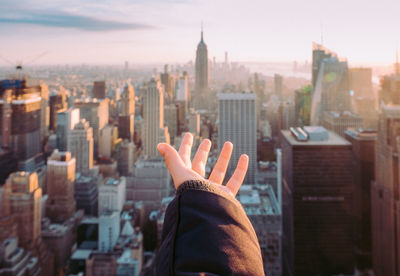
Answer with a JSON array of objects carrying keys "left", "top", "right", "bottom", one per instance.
[{"left": 201, "top": 21, "right": 204, "bottom": 42}]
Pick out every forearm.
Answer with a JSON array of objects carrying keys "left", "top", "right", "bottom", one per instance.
[{"left": 156, "top": 180, "right": 264, "bottom": 276}]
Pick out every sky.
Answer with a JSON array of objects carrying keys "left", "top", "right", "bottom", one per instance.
[{"left": 0, "top": 0, "right": 399, "bottom": 66}]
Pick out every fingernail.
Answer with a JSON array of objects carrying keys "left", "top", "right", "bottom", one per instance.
[{"left": 157, "top": 144, "right": 165, "bottom": 156}]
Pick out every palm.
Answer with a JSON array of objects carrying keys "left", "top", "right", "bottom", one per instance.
[{"left": 157, "top": 132, "right": 249, "bottom": 196}]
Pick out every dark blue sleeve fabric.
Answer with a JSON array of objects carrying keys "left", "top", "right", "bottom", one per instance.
[{"left": 156, "top": 180, "right": 265, "bottom": 276}]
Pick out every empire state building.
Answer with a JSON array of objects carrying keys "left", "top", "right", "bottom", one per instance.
[{"left": 194, "top": 29, "right": 209, "bottom": 110}]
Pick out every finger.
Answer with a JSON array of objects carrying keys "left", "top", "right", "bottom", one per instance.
[
  {"left": 209, "top": 141, "right": 233, "bottom": 185},
  {"left": 158, "top": 143, "right": 186, "bottom": 182},
  {"left": 192, "top": 139, "right": 211, "bottom": 177},
  {"left": 178, "top": 132, "right": 193, "bottom": 167},
  {"left": 226, "top": 154, "right": 248, "bottom": 196}
]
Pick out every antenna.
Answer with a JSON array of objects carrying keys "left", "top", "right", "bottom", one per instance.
[{"left": 201, "top": 21, "right": 204, "bottom": 41}]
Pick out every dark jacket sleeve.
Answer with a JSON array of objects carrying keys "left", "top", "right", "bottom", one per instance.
[{"left": 156, "top": 180, "right": 265, "bottom": 276}]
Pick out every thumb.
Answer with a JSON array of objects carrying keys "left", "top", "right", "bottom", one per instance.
[{"left": 157, "top": 143, "right": 185, "bottom": 180}]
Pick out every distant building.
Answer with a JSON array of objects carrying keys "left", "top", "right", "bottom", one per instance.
[
  {"left": 237, "top": 185, "right": 281, "bottom": 275},
  {"left": 98, "top": 177, "right": 126, "bottom": 215},
  {"left": 160, "top": 64, "right": 175, "bottom": 102},
  {"left": 56, "top": 108, "right": 80, "bottom": 151},
  {"left": 74, "top": 173, "right": 99, "bottom": 216},
  {"left": 142, "top": 79, "right": 170, "bottom": 159},
  {"left": 0, "top": 238, "right": 41, "bottom": 275},
  {"left": 218, "top": 93, "right": 257, "bottom": 184},
  {"left": 117, "top": 140, "right": 135, "bottom": 176},
  {"left": 188, "top": 112, "right": 200, "bottom": 136},
  {"left": 294, "top": 85, "right": 311, "bottom": 126},
  {"left": 118, "top": 84, "right": 135, "bottom": 142},
  {"left": 371, "top": 105, "right": 400, "bottom": 275},
  {"left": 93, "top": 81, "right": 106, "bottom": 99},
  {"left": 49, "top": 90, "right": 67, "bottom": 131},
  {"left": 322, "top": 111, "right": 363, "bottom": 137},
  {"left": 274, "top": 74, "right": 283, "bottom": 99},
  {"left": 349, "top": 67, "right": 373, "bottom": 98},
  {"left": 281, "top": 127, "right": 355, "bottom": 275},
  {"left": 175, "top": 71, "right": 189, "bottom": 107},
  {"left": 127, "top": 158, "right": 171, "bottom": 212},
  {"left": 75, "top": 98, "right": 109, "bottom": 157},
  {"left": 68, "top": 119, "right": 94, "bottom": 174},
  {"left": 345, "top": 128, "right": 376, "bottom": 275},
  {"left": 194, "top": 29, "right": 209, "bottom": 110},
  {"left": 99, "top": 124, "right": 119, "bottom": 158},
  {"left": 311, "top": 43, "right": 351, "bottom": 125},
  {"left": 379, "top": 53, "right": 400, "bottom": 105},
  {"left": 164, "top": 104, "right": 178, "bottom": 144},
  {"left": 46, "top": 150, "right": 76, "bottom": 223},
  {"left": 98, "top": 211, "right": 120, "bottom": 252}
]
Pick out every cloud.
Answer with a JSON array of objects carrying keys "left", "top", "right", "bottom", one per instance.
[{"left": 0, "top": 9, "right": 154, "bottom": 31}]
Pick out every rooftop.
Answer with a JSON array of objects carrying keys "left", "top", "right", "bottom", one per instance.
[
  {"left": 282, "top": 128, "right": 351, "bottom": 146},
  {"left": 217, "top": 92, "right": 256, "bottom": 100},
  {"left": 345, "top": 128, "right": 377, "bottom": 141}
]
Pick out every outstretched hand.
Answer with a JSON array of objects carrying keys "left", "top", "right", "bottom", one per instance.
[{"left": 157, "top": 132, "right": 248, "bottom": 197}]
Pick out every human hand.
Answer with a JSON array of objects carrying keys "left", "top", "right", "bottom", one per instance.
[{"left": 157, "top": 132, "right": 249, "bottom": 196}]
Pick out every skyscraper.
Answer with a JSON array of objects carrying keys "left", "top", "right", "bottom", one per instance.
[
  {"left": 194, "top": 28, "right": 209, "bottom": 110},
  {"left": 49, "top": 90, "right": 67, "bottom": 131},
  {"left": 118, "top": 84, "right": 135, "bottom": 142},
  {"left": 45, "top": 150, "right": 76, "bottom": 223},
  {"left": 68, "top": 119, "right": 94, "bottom": 174},
  {"left": 93, "top": 81, "right": 106, "bottom": 99},
  {"left": 160, "top": 64, "right": 175, "bottom": 102},
  {"left": 281, "top": 127, "right": 355, "bottom": 276},
  {"left": 217, "top": 93, "right": 257, "bottom": 184},
  {"left": 371, "top": 105, "right": 400, "bottom": 275},
  {"left": 1, "top": 171, "right": 42, "bottom": 250},
  {"left": 142, "top": 79, "right": 169, "bottom": 159},
  {"left": 56, "top": 108, "right": 80, "bottom": 151}
]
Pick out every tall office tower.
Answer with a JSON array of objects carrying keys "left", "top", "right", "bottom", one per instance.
[
  {"left": 218, "top": 93, "right": 257, "bottom": 184},
  {"left": 371, "top": 105, "right": 400, "bottom": 275},
  {"left": 68, "top": 119, "right": 94, "bottom": 174},
  {"left": 39, "top": 84, "right": 49, "bottom": 144},
  {"left": 74, "top": 174, "right": 99, "bottom": 216},
  {"left": 98, "top": 177, "right": 126, "bottom": 215},
  {"left": 118, "top": 84, "right": 135, "bottom": 142},
  {"left": 175, "top": 71, "right": 190, "bottom": 105},
  {"left": 1, "top": 172, "right": 42, "bottom": 250},
  {"left": 117, "top": 140, "right": 135, "bottom": 176},
  {"left": 45, "top": 150, "right": 76, "bottom": 223},
  {"left": 312, "top": 42, "right": 336, "bottom": 89},
  {"left": 345, "top": 128, "right": 376, "bottom": 275},
  {"left": 127, "top": 158, "right": 171, "bottom": 212},
  {"left": 322, "top": 111, "right": 363, "bottom": 138},
  {"left": 164, "top": 104, "right": 178, "bottom": 144},
  {"left": 274, "top": 74, "right": 283, "bottom": 99},
  {"left": 294, "top": 85, "right": 312, "bottom": 126},
  {"left": 281, "top": 127, "right": 355, "bottom": 276},
  {"left": 93, "top": 81, "right": 106, "bottom": 99},
  {"left": 311, "top": 55, "right": 351, "bottom": 125},
  {"left": 254, "top": 73, "right": 266, "bottom": 126},
  {"left": 160, "top": 64, "right": 175, "bottom": 102},
  {"left": 56, "top": 108, "right": 80, "bottom": 151},
  {"left": 98, "top": 211, "right": 120, "bottom": 252},
  {"left": 237, "top": 185, "right": 282, "bottom": 275},
  {"left": 49, "top": 90, "right": 67, "bottom": 131},
  {"left": 99, "top": 124, "right": 118, "bottom": 158},
  {"left": 194, "top": 28, "right": 209, "bottom": 110},
  {"left": 75, "top": 98, "right": 109, "bottom": 157},
  {"left": 142, "top": 79, "right": 170, "bottom": 159}
]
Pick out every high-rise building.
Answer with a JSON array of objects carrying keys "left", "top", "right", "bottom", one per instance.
[
  {"left": 98, "top": 211, "right": 120, "bottom": 252},
  {"left": 49, "top": 90, "right": 67, "bottom": 131},
  {"left": 322, "top": 111, "right": 363, "bottom": 137},
  {"left": 294, "top": 85, "right": 312, "bottom": 126},
  {"left": 217, "top": 93, "right": 257, "bottom": 184},
  {"left": 68, "top": 119, "right": 93, "bottom": 174},
  {"left": 93, "top": 81, "right": 106, "bottom": 99},
  {"left": 160, "top": 64, "right": 175, "bottom": 102},
  {"left": 142, "top": 79, "right": 170, "bottom": 159},
  {"left": 98, "top": 177, "right": 126, "bottom": 215},
  {"left": 45, "top": 150, "right": 76, "bottom": 223},
  {"left": 194, "top": 28, "right": 209, "bottom": 110},
  {"left": 345, "top": 128, "right": 376, "bottom": 275},
  {"left": 349, "top": 67, "right": 373, "bottom": 99},
  {"left": 312, "top": 42, "right": 336, "bottom": 89},
  {"left": 1, "top": 171, "right": 42, "bottom": 250},
  {"left": 74, "top": 173, "right": 99, "bottom": 216},
  {"left": 56, "top": 108, "right": 80, "bottom": 151},
  {"left": 371, "top": 105, "right": 400, "bottom": 275},
  {"left": 175, "top": 71, "right": 189, "bottom": 106},
  {"left": 118, "top": 84, "right": 135, "bottom": 142},
  {"left": 281, "top": 127, "right": 355, "bottom": 276},
  {"left": 188, "top": 112, "right": 200, "bottom": 136},
  {"left": 274, "top": 74, "right": 283, "bottom": 99},
  {"left": 39, "top": 84, "right": 50, "bottom": 145},
  {"left": 164, "top": 104, "right": 178, "bottom": 144},
  {"left": 237, "top": 185, "right": 282, "bottom": 275},
  {"left": 75, "top": 98, "right": 109, "bottom": 157},
  {"left": 117, "top": 140, "right": 135, "bottom": 176},
  {"left": 127, "top": 158, "right": 171, "bottom": 212}
]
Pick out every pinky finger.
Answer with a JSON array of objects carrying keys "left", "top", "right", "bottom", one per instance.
[{"left": 226, "top": 154, "right": 249, "bottom": 196}]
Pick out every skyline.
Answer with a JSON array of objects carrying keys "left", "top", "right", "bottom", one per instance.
[{"left": 1, "top": 0, "right": 400, "bottom": 66}]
